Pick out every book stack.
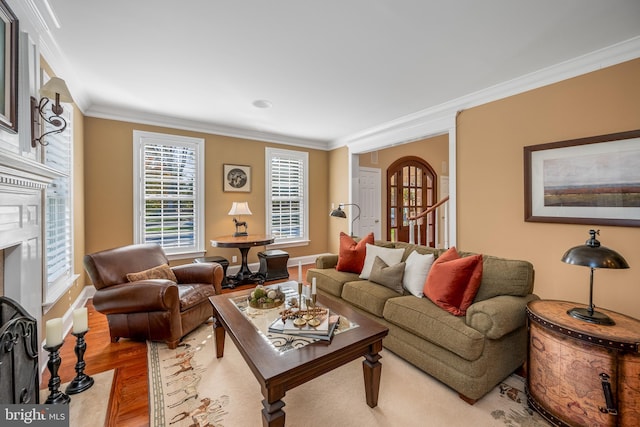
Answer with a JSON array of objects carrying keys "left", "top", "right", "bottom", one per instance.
[{"left": 268, "top": 311, "right": 340, "bottom": 341}]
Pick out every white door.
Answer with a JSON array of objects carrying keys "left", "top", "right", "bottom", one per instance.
[{"left": 358, "top": 167, "right": 381, "bottom": 238}]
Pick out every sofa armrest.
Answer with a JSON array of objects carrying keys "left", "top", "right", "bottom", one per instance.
[
  {"left": 93, "top": 280, "right": 180, "bottom": 315},
  {"left": 172, "top": 262, "right": 223, "bottom": 295},
  {"left": 465, "top": 294, "right": 540, "bottom": 339},
  {"left": 315, "top": 254, "right": 339, "bottom": 269}
]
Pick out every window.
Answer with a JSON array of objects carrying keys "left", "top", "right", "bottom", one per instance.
[
  {"left": 43, "top": 97, "right": 74, "bottom": 305},
  {"left": 266, "top": 147, "right": 309, "bottom": 246},
  {"left": 133, "top": 131, "right": 205, "bottom": 257}
]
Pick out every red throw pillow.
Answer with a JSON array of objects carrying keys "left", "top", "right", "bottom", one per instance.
[
  {"left": 423, "top": 247, "right": 483, "bottom": 316},
  {"left": 336, "top": 232, "right": 374, "bottom": 274}
]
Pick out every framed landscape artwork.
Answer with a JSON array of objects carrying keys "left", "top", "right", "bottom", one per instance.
[
  {"left": 524, "top": 130, "right": 640, "bottom": 227},
  {"left": 223, "top": 164, "right": 251, "bottom": 192},
  {"left": 0, "top": 0, "right": 18, "bottom": 133}
]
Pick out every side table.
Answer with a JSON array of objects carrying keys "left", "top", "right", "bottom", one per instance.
[{"left": 526, "top": 300, "right": 640, "bottom": 427}]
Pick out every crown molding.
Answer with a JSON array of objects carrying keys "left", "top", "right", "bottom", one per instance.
[
  {"left": 85, "top": 105, "right": 330, "bottom": 151},
  {"left": 338, "top": 36, "right": 640, "bottom": 153},
  {"left": 10, "top": 0, "right": 640, "bottom": 152}
]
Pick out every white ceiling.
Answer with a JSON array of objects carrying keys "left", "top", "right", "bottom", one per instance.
[{"left": 14, "top": 1, "right": 640, "bottom": 149}]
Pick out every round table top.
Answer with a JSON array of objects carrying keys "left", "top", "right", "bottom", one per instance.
[{"left": 210, "top": 234, "right": 275, "bottom": 248}]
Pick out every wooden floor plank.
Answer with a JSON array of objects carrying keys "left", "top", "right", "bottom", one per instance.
[{"left": 40, "top": 264, "right": 311, "bottom": 426}]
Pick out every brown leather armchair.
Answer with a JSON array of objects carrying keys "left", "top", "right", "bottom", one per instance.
[{"left": 83, "top": 243, "right": 223, "bottom": 349}]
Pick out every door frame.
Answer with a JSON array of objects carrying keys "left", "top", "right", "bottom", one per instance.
[{"left": 347, "top": 124, "right": 457, "bottom": 248}]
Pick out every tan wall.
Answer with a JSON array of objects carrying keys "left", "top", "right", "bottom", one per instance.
[
  {"left": 83, "top": 119, "right": 329, "bottom": 269},
  {"left": 328, "top": 146, "right": 349, "bottom": 252},
  {"left": 358, "top": 134, "right": 449, "bottom": 243},
  {"left": 457, "top": 58, "right": 640, "bottom": 319}
]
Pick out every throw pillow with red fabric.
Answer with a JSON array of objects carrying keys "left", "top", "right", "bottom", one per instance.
[
  {"left": 423, "top": 247, "right": 483, "bottom": 316},
  {"left": 336, "top": 232, "right": 374, "bottom": 274}
]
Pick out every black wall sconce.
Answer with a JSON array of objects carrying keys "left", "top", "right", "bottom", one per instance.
[{"left": 31, "top": 77, "right": 73, "bottom": 147}]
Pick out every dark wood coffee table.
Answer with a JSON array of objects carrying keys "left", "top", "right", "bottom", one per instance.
[{"left": 209, "top": 289, "right": 389, "bottom": 426}]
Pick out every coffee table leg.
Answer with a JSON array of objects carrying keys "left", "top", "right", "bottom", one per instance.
[
  {"left": 362, "top": 341, "right": 383, "bottom": 408},
  {"left": 212, "top": 309, "right": 226, "bottom": 358},
  {"left": 261, "top": 386, "right": 286, "bottom": 427}
]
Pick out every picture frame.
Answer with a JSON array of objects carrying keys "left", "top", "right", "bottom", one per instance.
[
  {"left": 223, "top": 164, "right": 251, "bottom": 192},
  {"left": 0, "top": 0, "right": 18, "bottom": 133},
  {"left": 524, "top": 129, "right": 640, "bottom": 227}
]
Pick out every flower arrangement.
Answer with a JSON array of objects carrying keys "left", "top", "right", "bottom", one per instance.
[{"left": 248, "top": 285, "right": 286, "bottom": 309}]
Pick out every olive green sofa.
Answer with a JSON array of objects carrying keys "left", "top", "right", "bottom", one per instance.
[{"left": 306, "top": 240, "right": 538, "bottom": 403}]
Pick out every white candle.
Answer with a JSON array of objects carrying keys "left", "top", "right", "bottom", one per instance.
[
  {"left": 45, "top": 318, "right": 63, "bottom": 347},
  {"left": 312, "top": 277, "right": 317, "bottom": 294},
  {"left": 73, "top": 307, "right": 88, "bottom": 334},
  {"left": 298, "top": 261, "right": 302, "bottom": 283}
]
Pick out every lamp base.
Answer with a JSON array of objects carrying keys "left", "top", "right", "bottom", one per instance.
[{"left": 567, "top": 307, "right": 615, "bottom": 325}]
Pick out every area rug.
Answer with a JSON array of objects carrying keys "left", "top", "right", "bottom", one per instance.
[
  {"left": 39, "top": 369, "right": 114, "bottom": 427},
  {"left": 148, "top": 323, "right": 550, "bottom": 427}
]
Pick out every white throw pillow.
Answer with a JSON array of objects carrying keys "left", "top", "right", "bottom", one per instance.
[
  {"left": 359, "top": 244, "right": 405, "bottom": 280},
  {"left": 402, "top": 251, "right": 435, "bottom": 297}
]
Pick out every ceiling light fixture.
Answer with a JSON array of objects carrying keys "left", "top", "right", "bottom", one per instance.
[
  {"left": 252, "top": 99, "right": 272, "bottom": 109},
  {"left": 31, "top": 77, "right": 73, "bottom": 147}
]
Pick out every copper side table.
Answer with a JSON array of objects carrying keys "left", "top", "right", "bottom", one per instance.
[{"left": 526, "top": 300, "right": 640, "bottom": 427}]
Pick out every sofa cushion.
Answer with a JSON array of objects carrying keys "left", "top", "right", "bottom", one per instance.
[
  {"left": 359, "top": 244, "right": 404, "bottom": 279},
  {"left": 369, "top": 256, "right": 405, "bottom": 294},
  {"left": 336, "top": 232, "right": 374, "bottom": 273},
  {"left": 402, "top": 251, "right": 435, "bottom": 297},
  {"left": 473, "top": 256, "right": 534, "bottom": 302},
  {"left": 342, "top": 280, "right": 400, "bottom": 317},
  {"left": 126, "top": 264, "right": 177, "bottom": 283},
  {"left": 423, "top": 247, "right": 483, "bottom": 316},
  {"left": 382, "top": 296, "right": 485, "bottom": 361},
  {"left": 306, "top": 268, "right": 360, "bottom": 297}
]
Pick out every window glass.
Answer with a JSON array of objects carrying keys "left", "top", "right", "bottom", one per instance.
[
  {"left": 266, "top": 148, "right": 309, "bottom": 244},
  {"left": 133, "top": 131, "right": 204, "bottom": 256}
]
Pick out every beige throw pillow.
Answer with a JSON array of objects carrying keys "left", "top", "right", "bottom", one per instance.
[
  {"left": 369, "top": 256, "right": 405, "bottom": 294},
  {"left": 126, "top": 264, "right": 177, "bottom": 283},
  {"left": 359, "top": 243, "right": 404, "bottom": 280}
]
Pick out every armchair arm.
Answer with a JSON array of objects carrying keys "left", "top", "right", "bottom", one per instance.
[
  {"left": 93, "top": 280, "right": 180, "bottom": 315},
  {"left": 465, "top": 294, "right": 540, "bottom": 339},
  {"left": 172, "top": 262, "right": 223, "bottom": 295},
  {"left": 315, "top": 254, "right": 339, "bottom": 269}
]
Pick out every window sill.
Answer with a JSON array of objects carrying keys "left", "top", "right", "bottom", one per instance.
[
  {"left": 42, "top": 273, "right": 80, "bottom": 313},
  {"left": 267, "top": 240, "right": 310, "bottom": 250},
  {"left": 166, "top": 250, "right": 206, "bottom": 262}
]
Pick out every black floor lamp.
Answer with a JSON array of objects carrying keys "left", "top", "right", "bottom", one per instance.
[{"left": 329, "top": 203, "right": 361, "bottom": 237}]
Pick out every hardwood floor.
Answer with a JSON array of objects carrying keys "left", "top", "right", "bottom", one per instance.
[{"left": 40, "top": 264, "right": 312, "bottom": 426}]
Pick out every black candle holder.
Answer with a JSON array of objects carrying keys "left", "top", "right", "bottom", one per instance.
[
  {"left": 43, "top": 341, "right": 70, "bottom": 404},
  {"left": 65, "top": 330, "right": 94, "bottom": 395}
]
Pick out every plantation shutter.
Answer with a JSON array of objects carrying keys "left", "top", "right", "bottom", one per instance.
[
  {"left": 44, "top": 104, "right": 72, "bottom": 285},
  {"left": 267, "top": 148, "right": 308, "bottom": 243},
  {"left": 141, "top": 142, "right": 197, "bottom": 251}
]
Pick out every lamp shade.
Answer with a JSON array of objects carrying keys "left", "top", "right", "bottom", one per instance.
[
  {"left": 39, "top": 77, "right": 73, "bottom": 103},
  {"left": 228, "top": 202, "right": 252, "bottom": 216},
  {"left": 561, "top": 230, "right": 629, "bottom": 270},
  {"left": 329, "top": 206, "right": 347, "bottom": 218}
]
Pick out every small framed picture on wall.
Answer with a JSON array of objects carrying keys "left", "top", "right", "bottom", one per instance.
[{"left": 223, "top": 164, "right": 251, "bottom": 192}]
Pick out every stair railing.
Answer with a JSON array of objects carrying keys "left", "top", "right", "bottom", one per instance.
[{"left": 407, "top": 196, "right": 450, "bottom": 245}]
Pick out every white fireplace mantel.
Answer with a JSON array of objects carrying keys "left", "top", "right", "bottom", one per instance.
[{"left": 0, "top": 147, "right": 61, "bottom": 341}]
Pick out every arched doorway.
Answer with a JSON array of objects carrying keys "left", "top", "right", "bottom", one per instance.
[{"left": 387, "top": 156, "right": 437, "bottom": 245}]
